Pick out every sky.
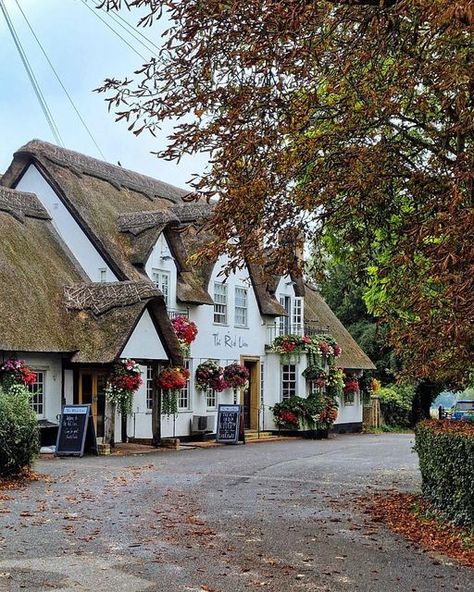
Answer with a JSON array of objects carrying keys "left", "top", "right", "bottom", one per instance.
[{"left": 0, "top": 0, "right": 206, "bottom": 188}]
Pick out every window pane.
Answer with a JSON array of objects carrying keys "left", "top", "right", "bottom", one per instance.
[
  {"left": 146, "top": 366, "right": 153, "bottom": 410},
  {"left": 281, "top": 364, "right": 296, "bottom": 400},
  {"left": 213, "top": 283, "right": 227, "bottom": 324},
  {"left": 29, "top": 371, "right": 44, "bottom": 416},
  {"left": 178, "top": 360, "right": 191, "bottom": 410},
  {"left": 235, "top": 287, "right": 248, "bottom": 326}
]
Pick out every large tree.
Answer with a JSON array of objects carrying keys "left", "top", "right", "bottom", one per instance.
[{"left": 97, "top": 1, "right": 474, "bottom": 386}]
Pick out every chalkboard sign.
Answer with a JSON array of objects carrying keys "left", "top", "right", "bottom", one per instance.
[
  {"left": 55, "top": 405, "right": 98, "bottom": 457},
  {"left": 216, "top": 404, "right": 242, "bottom": 444}
]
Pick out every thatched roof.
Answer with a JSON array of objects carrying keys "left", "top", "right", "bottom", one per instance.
[
  {"left": 0, "top": 190, "right": 182, "bottom": 365},
  {"left": 304, "top": 284, "right": 375, "bottom": 370},
  {"left": 2, "top": 140, "right": 285, "bottom": 314}
]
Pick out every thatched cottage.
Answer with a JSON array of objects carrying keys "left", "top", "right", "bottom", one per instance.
[{"left": 1, "top": 140, "right": 374, "bottom": 443}]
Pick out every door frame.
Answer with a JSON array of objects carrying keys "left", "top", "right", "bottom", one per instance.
[
  {"left": 78, "top": 369, "right": 107, "bottom": 434},
  {"left": 240, "top": 356, "right": 260, "bottom": 431}
]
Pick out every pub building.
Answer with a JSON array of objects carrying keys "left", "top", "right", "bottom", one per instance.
[{"left": 0, "top": 141, "right": 374, "bottom": 447}]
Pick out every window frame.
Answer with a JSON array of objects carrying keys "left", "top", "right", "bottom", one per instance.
[
  {"left": 146, "top": 365, "right": 153, "bottom": 410},
  {"left": 28, "top": 370, "right": 46, "bottom": 417},
  {"left": 178, "top": 359, "right": 191, "bottom": 411},
  {"left": 281, "top": 364, "right": 297, "bottom": 400},
  {"left": 152, "top": 268, "right": 171, "bottom": 307},
  {"left": 213, "top": 282, "right": 228, "bottom": 325},
  {"left": 234, "top": 286, "right": 249, "bottom": 328}
]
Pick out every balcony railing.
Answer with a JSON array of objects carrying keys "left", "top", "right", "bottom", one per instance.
[{"left": 265, "top": 322, "right": 330, "bottom": 347}]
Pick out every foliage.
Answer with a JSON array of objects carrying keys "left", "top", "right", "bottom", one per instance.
[
  {"left": 223, "top": 363, "right": 249, "bottom": 392},
  {"left": 0, "top": 383, "right": 39, "bottom": 477},
  {"left": 415, "top": 420, "right": 474, "bottom": 526},
  {"left": 0, "top": 359, "right": 36, "bottom": 390},
  {"left": 326, "top": 367, "right": 345, "bottom": 399},
  {"left": 98, "top": 0, "right": 474, "bottom": 387},
  {"left": 195, "top": 360, "right": 227, "bottom": 392},
  {"left": 105, "top": 358, "right": 143, "bottom": 416},
  {"left": 272, "top": 394, "right": 338, "bottom": 431},
  {"left": 272, "top": 334, "right": 341, "bottom": 365},
  {"left": 377, "top": 384, "right": 415, "bottom": 427},
  {"left": 317, "top": 259, "right": 397, "bottom": 384}
]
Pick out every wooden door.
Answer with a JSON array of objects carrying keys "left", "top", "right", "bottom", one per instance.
[
  {"left": 241, "top": 359, "right": 260, "bottom": 431},
  {"left": 79, "top": 371, "right": 106, "bottom": 438},
  {"left": 243, "top": 361, "right": 252, "bottom": 429}
]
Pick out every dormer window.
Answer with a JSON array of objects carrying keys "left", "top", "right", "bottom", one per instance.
[{"left": 152, "top": 269, "right": 170, "bottom": 307}]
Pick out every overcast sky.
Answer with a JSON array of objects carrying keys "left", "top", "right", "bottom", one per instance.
[{"left": 0, "top": 0, "right": 205, "bottom": 188}]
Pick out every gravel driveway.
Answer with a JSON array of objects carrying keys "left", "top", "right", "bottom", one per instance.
[{"left": 0, "top": 433, "right": 471, "bottom": 591}]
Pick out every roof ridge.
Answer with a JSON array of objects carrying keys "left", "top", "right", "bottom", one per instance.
[
  {"left": 64, "top": 280, "right": 161, "bottom": 316},
  {"left": 16, "top": 139, "right": 190, "bottom": 203},
  {"left": 0, "top": 186, "right": 50, "bottom": 222}
]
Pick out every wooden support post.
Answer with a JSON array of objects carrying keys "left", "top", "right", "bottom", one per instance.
[
  {"left": 104, "top": 400, "right": 115, "bottom": 447},
  {"left": 151, "top": 363, "right": 161, "bottom": 447}
]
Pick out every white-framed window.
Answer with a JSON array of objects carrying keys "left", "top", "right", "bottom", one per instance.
[
  {"left": 178, "top": 360, "right": 191, "bottom": 410},
  {"left": 152, "top": 269, "right": 170, "bottom": 306},
  {"left": 279, "top": 296, "right": 291, "bottom": 335},
  {"left": 213, "top": 282, "right": 228, "bottom": 324},
  {"left": 29, "top": 371, "right": 45, "bottom": 416},
  {"left": 146, "top": 365, "right": 153, "bottom": 410},
  {"left": 281, "top": 364, "right": 297, "bottom": 400},
  {"left": 344, "top": 391, "right": 356, "bottom": 406},
  {"left": 206, "top": 390, "right": 217, "bottom": 409},
  {"left": 235, "top": 287, "right": 248, "bottom": 327},
  {"left": 293, "top": 297, "right": 303, "bottom": 334},
  {"left": 99, "top": 268, "right": 107, "bottom": 283}
]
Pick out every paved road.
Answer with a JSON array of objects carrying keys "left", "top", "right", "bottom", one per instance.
[{"left": 0, "top": 434, "right": 471, "bottom": 591}]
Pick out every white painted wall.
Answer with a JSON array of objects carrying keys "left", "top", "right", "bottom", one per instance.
[
  {"left": 16, "top": 164, "right": 118, "bottom": 283},
  {"left": 120, "top": 309, "right": 168, "bottom": 360},
  {"left": 14, "top": 353, "right": 68, "bottom": 423}
]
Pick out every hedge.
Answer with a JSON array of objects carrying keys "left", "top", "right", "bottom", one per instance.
[
  {"left": 414, "top": 420, "right": 474, "bottom": 525},
  {"left": 0, "top": 383, "right": 39, "bottom": 477}
]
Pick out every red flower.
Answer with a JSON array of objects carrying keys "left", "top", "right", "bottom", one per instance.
[
  {"left": 319, "top": 341, "right": 330, "bottom": 356},
  {"left": 157, "top": 367, "right": 190, "bottom": 391},
  {"left": 171, "top": 316, "right": 198, "bottom": 346},
  {"left": 279, "top": 410, "right": 299, "bottom": 426},
  {"left": 333, "top": 344, "right": 342, "bottom": 357},
  {"left": 302, "top": 335, "right": 312, "bottom": 344}
]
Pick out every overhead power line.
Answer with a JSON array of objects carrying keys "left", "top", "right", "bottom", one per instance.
[
  {"left": 0, "top": 0, "right": 64, "bottom": 146},
  {"left": 14, "top": 0, "right": 106, "bottom": 160},
  {"left": 91, "top": 0, "right": 161, "bottom": 58},
  {"left": 80, "top": 0, "right": 147, "bottom": 61}
]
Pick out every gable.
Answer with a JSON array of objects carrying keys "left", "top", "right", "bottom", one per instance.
[{"left": 120, "top": 308, "right": 168, "bottom": 360}]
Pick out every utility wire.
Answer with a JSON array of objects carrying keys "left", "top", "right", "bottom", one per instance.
[
  {"left": 14, "top": 0, "right": 106, "bottom": 160},
  {"left": 91, "top": 0, "right": 160, "bottom": 58},
  {"left": 80, "top": 0, "right": 147, "bottom": 61},
  {"left": 0, "top": 0, "right": 64, "bottom": 146}
]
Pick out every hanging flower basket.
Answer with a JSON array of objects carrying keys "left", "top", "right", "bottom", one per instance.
[
  {"left": 302, "top": 365, "right": 328, "bottom": 388},
  {"left": 195, "top": 360, "right": 228, "bottom": 392},
  {"left": 223, "top": 363, "right": 249, "bottom": 393},
  {"left": 343, "top": 377, "right": 360, "bottom": 395},
  {"left": 105, "top": 359, "right": 143, "bottom": 416},
  {"left": 157, "top": 366, "right": 190, "bottom": 391},
  {"left": 0, "top": 359, "right": 36, "bottom": 388},
  {"left": 157, "top": 366, "right": 190, "bottom": 416},
  {"left": 171, "top": 315, "right": 198, "bottom": 355}
]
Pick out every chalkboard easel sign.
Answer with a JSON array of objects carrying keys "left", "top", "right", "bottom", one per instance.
[
  {"left": 55, "top": 405, "right": 98, "bottom": 457},
  {"left": 216, "top": 404, "right": 243, "bottom": 445}
]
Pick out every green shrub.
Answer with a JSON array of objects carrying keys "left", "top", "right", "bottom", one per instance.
[
  {"left": 0, "top": 383, "right": 39, "bottom": 477},
  {"left": 415, "top": 420, "right": 474, "bottom": 526},
  {"left": 378, "top": 384, "right": 414, "bottom": 427}
]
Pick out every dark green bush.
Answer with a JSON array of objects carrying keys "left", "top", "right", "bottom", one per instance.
[
  {"left": 0, "top": 384, "right": 39, "bottom": 477},
  {"left": 378, "top": 384, "right": 414, "bottom": 427},
  {"left": 415, "top": 420, "right": 474, "bottom": 526}
]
